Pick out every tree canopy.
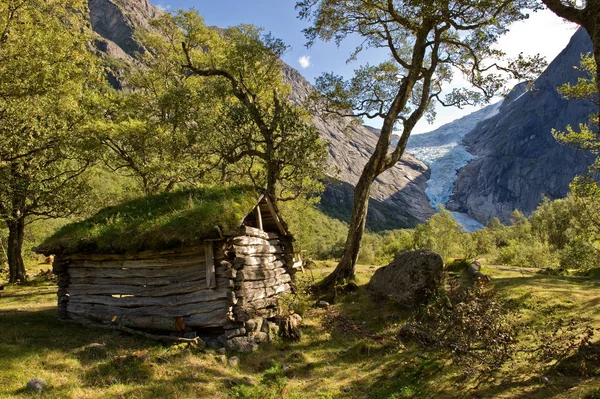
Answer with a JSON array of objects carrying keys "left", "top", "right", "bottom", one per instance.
[
  {"left": 0, "top": 0, "right": 104, "bottom": 282},
  {"left": 297, "top": 0, "right": 546, "bottom": 287}
]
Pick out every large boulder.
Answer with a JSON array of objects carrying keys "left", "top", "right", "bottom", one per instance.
[{"left": 368, "top": 250, "right": 444, "bottom": 307}]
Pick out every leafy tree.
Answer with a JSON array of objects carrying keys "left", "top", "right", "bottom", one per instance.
[
  {"left": 148, "top": 11, "right": 328, "bottom": 202},
  {"left": 414, "top": 207, "right": 465, "bottom": 261},
  {"left": 96, "top": 19, "right": 221, "bottom": 195},
  {"left": 0, "top": 0, "right": 103, "bottom": 282},
  {"left": 297, "top": 0, "right": 545, "bottom": 287}
]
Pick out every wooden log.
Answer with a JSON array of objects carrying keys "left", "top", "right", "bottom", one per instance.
[
  {"left": 230, "top": 236, "right": 270, "bottom": 247},
  {"left": 60, "top": 246, "right": 205, "bottom": 262},
  {"left": 237, "top": 274, "right": 291, "bottom": 290},
  {"left": 236, "top": 283, "right": 291, "bottom": 301},
  {"left": 68, "top": 280, "right": 208, "bottom": 297},
  {"left": 236, "top": 268, "right": 286, "bottom": 282},
  {"left": 232, "top": 245, "right": 282, "bottom": 256},
  {"left": 68, "top": 264, "right": 204, "bottom": 279},
  {"left": 68, "top": 299, "right": 228, "bottom": 319},
  {"left": 233, "top": 255, "right": 277, "bottom": 269},
  {"left": 64, "top": 315, "right": 204, "bottom": 343},
  {"left": 105, "top": 314, "right": 185, "bottom": 332},
  {"left": 69, "top": 270, "right": 204, "bottom": 287},
  {"left": 72, "top": 256, "right": 206, "bottom": 270},
  {"left": 205, "top": 242, "right": 216, "bottom": 289},
  {"left": 68, "top": 286, "right": 229, "bottom": 308},
  {"left": 185, "top": 308, "right": 230, "bottom": 327}
]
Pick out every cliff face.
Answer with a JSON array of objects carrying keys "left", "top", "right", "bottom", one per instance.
[
  {"left": 446, "top": 28, "right": 597, "bottom": 224},
  {"left": 282, "top": 66, "right": 433, "bottom": 229},
  {"left": 87, "top": 0, "right": 434, "bottom": 229}
]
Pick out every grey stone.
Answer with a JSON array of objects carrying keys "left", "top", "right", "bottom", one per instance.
[
  {"left": 253, "top": 332, "right": 269, "bottom": 343},
  {"left": 26, "top": 378, "right": 47, "bottom": 394},
  {"left": 317, "top": 300, "right": 330, "bottom": 308},
  {"left": 368, "top": 250, "right": 444, "bottom": 307},
  {"left": 227, "top": 356, "right": 240, "bottom": 368},
  {"left": 224, "top": 328, "right": 246, "bottom": 339},
  {"left": 224, "top": 337, "right": 258, "bottom": 353}
]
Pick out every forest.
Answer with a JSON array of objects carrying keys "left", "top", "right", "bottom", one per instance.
[{"left": 1, "top": 0, "right": 600, "bottom": 398}]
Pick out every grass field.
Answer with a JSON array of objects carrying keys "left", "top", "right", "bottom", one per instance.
[{"left": 1, "top": 260, "right": 600, "bottom": 399}]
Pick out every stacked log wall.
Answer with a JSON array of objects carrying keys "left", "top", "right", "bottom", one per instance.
[
  {"left": 223, "top": 226, "right": 295, "bottom": 324},
  {"left": 52, "top": 246, "right": 231, "bottom": 330}
]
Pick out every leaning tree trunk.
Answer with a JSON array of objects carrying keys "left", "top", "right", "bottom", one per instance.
[
  {"left": 6, "top": 218, "right": 26, "bottom": 283},
  {"left": 317, "top": 169, "right": 375, "bottom": 289}
]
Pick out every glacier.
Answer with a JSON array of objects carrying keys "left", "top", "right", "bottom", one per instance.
[{"left": 405, "top": 101, "right": 503, "bottom": 232}]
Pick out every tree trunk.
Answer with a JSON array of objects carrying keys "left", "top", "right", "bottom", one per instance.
[
  {"left": 6, "top": 218, "right": 26, "bottom": 284},
  {"left": 317, "top": 171, "right": 374, "bottom": 288}
]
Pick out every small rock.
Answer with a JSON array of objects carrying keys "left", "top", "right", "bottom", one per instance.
[
  {"left": 26, "top": 378, "right": 47, "bottom": 394},
  {"left": 245, "top": 319, "right": 256, "bottom": 332},
  {"left": 317, "top": 300, "right": 330, "bottom": 308},
  {"left": 205, "top": 338, "right": 225, "bottom": 352},
  {"left": 216, "top": 348, "right": 226, "bottom": 355},
  {"left": 224, "top": 337, "right": 258, "bottom": 353},
  {"left": 253, "top": 332, "right": 269, "bottom": 343},
  {"left": 227, "top": 356, "right": 240, "bottom": 368},
  {"left": 216, "top": 355, "right": 227, "bottom": 365},
  {"left": 224, "top": 327, "right": 247, "bottom": 339},
  {"left": 342, "top": 386, "right": 352, "bottom": 393}
]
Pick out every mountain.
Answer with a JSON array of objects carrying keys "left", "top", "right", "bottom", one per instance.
[
  {"left": 446, "top": 28, "right": 596, "bottom": 224},
  {"left": 86, "top": 0, "right": 434, "bottom": 230}
]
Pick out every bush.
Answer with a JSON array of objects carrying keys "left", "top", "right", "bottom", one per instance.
[{"left": 494, "top": 239, "right": 558, "bottom": 268}]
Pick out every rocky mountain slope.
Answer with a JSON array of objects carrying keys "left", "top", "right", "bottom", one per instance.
[
  {"left": 87, "top": 0, "right": 434, "bottom": 230},
  {"left": 446, "top": 28, "right": 596, "bottom": 224}
]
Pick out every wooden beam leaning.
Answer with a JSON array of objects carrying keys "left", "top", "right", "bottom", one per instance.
[{"left": 205, "top": 241, "right": 217, "bottom": 289}]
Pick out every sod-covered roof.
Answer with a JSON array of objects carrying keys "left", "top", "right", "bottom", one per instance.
[{"left": 38, "top": 185, "right": 262, "bottom": 255}]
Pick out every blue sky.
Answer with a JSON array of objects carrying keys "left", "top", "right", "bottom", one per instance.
[{"left": 156, "top": 1, "right": 579, "bottom": 133}]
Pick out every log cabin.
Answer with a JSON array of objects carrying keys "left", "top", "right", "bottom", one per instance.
[{"left": 36, "top": 186, "right": 296, "bottom": 351}]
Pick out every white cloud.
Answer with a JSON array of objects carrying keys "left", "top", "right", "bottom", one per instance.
[
  {"left": 298, "top": 55, "right": 311, "bottom": 69},
  {"left": 156, "top": 3, "right": 171, "bottom": 11}
]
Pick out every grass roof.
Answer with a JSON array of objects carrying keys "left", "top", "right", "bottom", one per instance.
[{"left": 38, "top": 185, "right": 260, "bottom": 255}]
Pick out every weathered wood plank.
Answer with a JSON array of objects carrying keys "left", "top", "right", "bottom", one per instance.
[
  {"left": 205, "top": 242, "right": 216, "bottom": 289},
  {"left": 232, "top": 245, "right": 282, "bottom": 256},
  {"left": 60, "top": 246, "right": 206, "bottom": 262},
  {"left": 237, "top": 274, "right": 291, "bottom": 290},
  {"left": 239, "top": 262, "right": 285, "bottom": 273},
  {"left": 68, "top": 298, "right": 228, "bottom": 318},
  {"left": 233, "top": 255, "right": 276, "bottom": 268},
  {"left": 236, "top": 268, "right": 286, "bottom": 282},
  {"left": 69, "top": 269, "right": 205, "bottom": 287},
  {"left": 73, "top": 256, "right": 207, "bottom": 270},
  {"left": 68, "top": 286, "right": 229, "bottom": 308},
  {"left": 68, "top": 279, "right": 208, "bottom": 297},
  {"left": 68, "top": 264, "right": 205, "bottom": 279},
  {"left": 236, "top": 283, "right": 291, "bottom": 301},
  {"left": 230, "top": 236, "right": 270, "bottom": 247},
  {"left": 185, "top": 309, "right": 230, "bottom": 328}
]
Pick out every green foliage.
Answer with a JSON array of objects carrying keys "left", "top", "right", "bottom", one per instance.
[
  {"left": 39, "top": 185, "right": 259, "bottom": 254},
  {"left": 279, "top": 198, "right": 347, "bottom": 260},
  {"left": 157, "top": 12, "right": 329, "bottom": 201},
  {"left": 495, "top": 239, "right": 558, "bottom": 268},
  {"left": 413, "top": 208, "right": 467, "bottom": 261},
  {"left": 0, "top": 0, "right": 106, "bottom": 282}
]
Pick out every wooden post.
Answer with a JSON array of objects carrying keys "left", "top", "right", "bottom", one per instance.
[
  {"left": 255, "top": 206, "right": 263, "bottom": 231},
  {"left": 204, "top": 241, "right": 216, "bottom": 289}
]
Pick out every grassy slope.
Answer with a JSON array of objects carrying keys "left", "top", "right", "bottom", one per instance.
[{"left": 1, "top": 262, "right": 600, "bottom": 399}]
